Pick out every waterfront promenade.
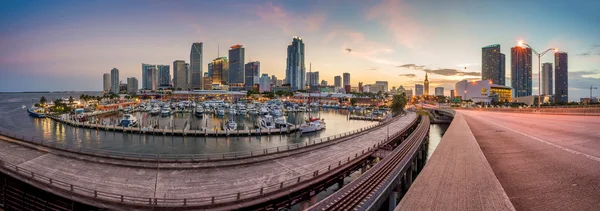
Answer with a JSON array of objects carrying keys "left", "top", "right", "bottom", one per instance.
[
  {"left": 398, "top": 109, "right": 600, "bottom": 211},
  {"left": 0, "top": 112, "right": 417, "bottom": 209}
]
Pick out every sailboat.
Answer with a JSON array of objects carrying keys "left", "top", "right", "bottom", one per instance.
[{"left": 300, "top": 63, "right": 325, "bottom": 134}]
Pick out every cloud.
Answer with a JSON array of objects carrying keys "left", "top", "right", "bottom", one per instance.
[
  {"left": 396, "top": 64, "right": 424, "bottom": 69},
  {"left": 367, "top": 67, "right": 380, "bottom": 71},
  {"left": 398, "top": 73, "right": 416, "bottom": 78},
  {"left": 337, "top": 30, "right": 398, "bottom": 65},
  {"left": 578, "top": 44, "right": 600, "bottom": 56},
  {"left": 256, "top": 2, "right": 327, "bottom": 34},
  {"left": 366, "top": 0, "right": 423, "bottom": 48},
  {"left": 424, "top": 68, "right": 481, "bottom": 76}
]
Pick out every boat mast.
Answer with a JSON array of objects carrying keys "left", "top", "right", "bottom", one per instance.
[{"left": 308, "top": 63, "right": 311, "bottom": 120}]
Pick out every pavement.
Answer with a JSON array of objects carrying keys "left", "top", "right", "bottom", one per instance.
[
  {"left": 0, "top": 113, "right": 417, "bottom": 205},
  {"left": 460, "top": 110, "right": 600, "bottom": 211}
]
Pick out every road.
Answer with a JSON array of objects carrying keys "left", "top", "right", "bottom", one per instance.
[{"left": 459, "top": 110, "right": 600, "bottom": 210}]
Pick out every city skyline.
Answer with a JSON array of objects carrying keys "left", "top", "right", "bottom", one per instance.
[{"left": 1, "top": 0, "right": 599, "bottom": 100}]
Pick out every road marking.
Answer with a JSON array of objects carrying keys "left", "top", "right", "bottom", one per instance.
[{"left": 467, "top": 114, "right": 600, "bottom": 163}]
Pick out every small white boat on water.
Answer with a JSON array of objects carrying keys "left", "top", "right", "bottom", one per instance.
[
  {"left": 227, "top": 119, "right": 237, "bottom": 130},
  {"left": 217, "top": 108, "right": 225, "bottom": 116},
  {"left": 150, "top": 107, "right": 161, "bottom": 116},
  {"left": 248, "top": 107, "right": 259, "bottom": 115},
  {"left": 161, "top": 107, "right": 171, "bottom": 117},
  {"left": 259, "top": 107, "right": 269, "bottom": 115},
  {"left": 299, "top": 118, "right": 326, "bottom": 134},
  {"left": 229, "top": 108, "right": 237, "bottom": 115},
  {"left": 239, "top": 107, "right": 248, "bottom": 115},
  {"left": 120, "top": 114, "right": 138, "bottom": 127},
  {"left": 195, "top": 106, "right": 204, "bottom": 117},
  {"left": 274, "top": 116, "right": 289, "bottom": 129},
  {"left": 259, "top": 114, "right": 275, "bottom": 129},
  {"left": 271, "top": 108, "right": 282, "bottom": 116}
]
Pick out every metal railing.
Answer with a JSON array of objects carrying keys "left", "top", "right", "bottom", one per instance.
[
  {"left": 0, "top": 116, "right": 396, "bottom": 163},
  {"left": 453, "top": 107, "right": 600, "bottom": 116},
  {"left": 0, "top": 116, "right": 420, "bottom": 208}
]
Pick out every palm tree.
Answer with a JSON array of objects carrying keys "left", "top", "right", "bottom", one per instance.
[
  {"left": 39, "top": 96, "right": 47, "bottom": 106},
  {"left": 68, "top": 96, "right": 74, "bottom": 105}
]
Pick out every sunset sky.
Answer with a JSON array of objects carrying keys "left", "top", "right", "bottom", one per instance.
[{"left": 1, "top": 0, "right": 599, "bottom": 101}]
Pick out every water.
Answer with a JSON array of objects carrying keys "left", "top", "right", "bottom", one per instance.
[
  {"left": 0, "top": 92, "right": 378, "bottom": 154},
  {"left": 427, "top": 123, "right": 450, "bottom": 159}
]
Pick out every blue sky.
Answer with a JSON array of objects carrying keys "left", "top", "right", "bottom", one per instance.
[{"left": 1, "top": 0, "right": 599, "bottom": 101}]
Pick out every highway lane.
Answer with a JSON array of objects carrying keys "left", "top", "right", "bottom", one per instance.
[{"left": 460, "top": 110, "right": 600, "bottom": 211}]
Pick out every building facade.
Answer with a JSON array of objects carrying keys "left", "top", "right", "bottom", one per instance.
[
  {"left": 228, "top": 45, "right": 245, "bottom": 91},
  {"left": 343, "top": 73, "right": 350, "bottom": 92},
  {"left": 190, "top": 42, "right": 203, "bottom": 89},
  {"left": 435, "top": 87, "right": 444, "bottom": 96},
  {"left": 415, "top": 84, "right": 424, "bottom": 96},
  {"left": 455, "top": 79, "right": 512, "bottom": 103},
  {"left": 103, "top": 73, "right": 111, "bottom": 93},
  {"left": 555, "top": 52, "right": 568, "bottom": 103},
  {"left": 450, "top": 89, "right": 455, "bottom": 99},
  {"left": 259, "top": 73, "right": 271, "bottom": 92},
  {"left": 211, "top": 57, "right": 229, "bottom": 87},
  {"left": 375, "top": 81, "right": 388, "bottom": 92},
  {"left": 110, "top": 68, "right": 119, "bottom": 94},
  {"left": 511, "top": 46, "right": 532, "bottom": 97},
  {"left": 285, "top": 37, "right": 306, "bottom": 91},
  {"left": 334, "top": 76, "right": 342, "bottom": 88},
  {"left": 424, "top": 73, "right": 429, "bottom": 95},
  {"left": 202, "top": 72, "right": 212, "bottom": 90},
  {"left": 157, "top": 65, "right": 170, "bottom": 88},
  {"left": 306, "top": 72, "right": 319, "bottom": 86},
  {"left": 173, "top": 60, "right": 187, "bottom": 90},
  {"left": 482, "top": 44, "right": 505, "bottom": 85},
  {"left": 244, "top": 61, "right": 260, "bottom": 91},
  {"left": 542, "top": 62, "right": 553, "bottom": 96},
  {"left": 127, "top": 77, "right": 138, "bottom": 94}
]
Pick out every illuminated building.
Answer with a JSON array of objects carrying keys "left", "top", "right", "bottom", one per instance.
[
  {"left": 554, "top": 52, "right": 568, "bottom": 103},
  {"left": 511, "top": 46, "right": 532, "bottom": 97}
]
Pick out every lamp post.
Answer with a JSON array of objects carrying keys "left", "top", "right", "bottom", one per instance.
[
  {"left": 591, "top": 86, "right": 598, "bottom": 101},
  {"left": 518, "top": 41, "right": 557, "bottom": 110}
]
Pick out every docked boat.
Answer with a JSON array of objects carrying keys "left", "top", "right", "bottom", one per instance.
[
  {"left": 274, "top": 116, "right": 289, "bottom": 129},
  {"left": 299, "top": 118, "right": 326, "bottom": 134},
  {"left": 259, "top": 115, "right": 275, "bottom": 129},
  {"left": 27, "top": 107, "right": 46, "bottom": 118},
  {"left": 227, "top": 119, "right": 237, "bottom": 130},
  {"left": 259, "top": 107, "right": 270, "bottom": 115},
  {"left": 216, "top": 108, "right": 225, "bottom": 116},
  {"left": 229, "top": 108, "right": 237, "bottom": 115},
  {"left": 150, "top": 107, "right": 161, "bottom": 116},
  {"left": 248, "top": 107, "right": 259, "bottom": 115},
  {"left": 239, "top": 107, "right": 248, "bottom": 115},
  {"left": 271, "top": 108, "right": 282, "bottom": 116},
  {"left": 161, "top": 107, "right": 171, "bottom": 117},
  {"left": 195, "top": 106, "right": 204, "bottom": 117},
  {"left": 119, "top": 114, "right": 138, "bottom": 127}
]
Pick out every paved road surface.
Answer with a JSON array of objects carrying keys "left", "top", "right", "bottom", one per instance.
[
  {"left": 1, "top": 113, "right": 416, "bottom": 202},
  {"left": 460, "top": 110, "right": 600, "bottom": 211}
]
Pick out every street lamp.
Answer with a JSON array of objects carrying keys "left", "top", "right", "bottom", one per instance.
[
  {"left": 591, "top": 85, "right": 598, "bottom": 100},
  {"left": 518, "top": 40, "right": 557, "bottom": 110}
]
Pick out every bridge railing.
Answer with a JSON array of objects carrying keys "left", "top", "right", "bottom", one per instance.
[
  {"left": 0, "top": 117, "right": 393, "bottom": 163},
  {"left": 0, "top": 115, "right": 420, "bottom": 208},
  {"left": 453, "top": 107, "right": 600, "bottom": 116}
]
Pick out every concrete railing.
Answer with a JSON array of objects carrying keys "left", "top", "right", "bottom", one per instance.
[
  {"left": 453, "top": 107, "right": 600, "bottom": 116},
  {"left": 0, "top": 116, "right": 420, "bottom": 208},
  {"left": 0, "top": 116, "right": 395, "bottom": 163}
]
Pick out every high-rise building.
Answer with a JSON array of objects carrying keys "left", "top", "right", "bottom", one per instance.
[
  {"left": 405, "top": 89, "right": 413, "bottom": 98},
  {"left": 259, "top": 74, "right": 271, "bottom": 92},
  {"left": 555, "top": 52, "right": 568, "bottom": 103},
  {"left": 435, "top": 87, "right": 444, "bottom": 96},
  {"left": 186, "top": 63, "right": 190, "bottom": 87},
  {"left": 208, "top": 63, "right": 213, "bottom": 79},
  {"left": 334, "top": 76, "right": 342, "bottom": 88},
  {"left": 482, "top": 44, "right": 505, "bottom": 85},
  {"left": 511, "top": 46, "right": 532, "bottom": 97},
  {"left": 271, "top": 75, "right": 278, "bottom": 86},
  {"left": 306, "top": 72, "right": 319, "bottom": 86},
  {"left": 202, "top": 72, "right": 212, "bottom": 90},
  {"left": 276, "top": 80, "right": 283, "bottom": 87},
  {"left": 343, "top": 73, "right": 350, "bottom": 92},
  {"left": 424, "top": 73, "right": 429, "bottom": 95},
  {"left": 211, "top": 57, "right": 229, "bottom": 86},
  {"left": 173, "top": 60, "right": 187, "bottom": 90},
  {"left": 500, "top": 53, "right": 506, "bottom": 85},
  {"left": 245, "top": 61, "right": 260, "bottom": 91},
  {"left": 375, "top": 81, "right": 388, "bottom": 92},
  {"left": 142, "top": 63, "right": 155, "bottom": 90},
  {"left": 542, "top": 62, "right": 553, "bottom": 96},
  {"left": 150, "top": 66, "right": 158, "bottom": 91},
  {"left": 358, "top": 82, "right": 363, "bottom": 92},
  {"left": 190, "top": 42, "right": 203, "bottom": 89},
  {"left": 127, "top": 77, "right": 138, "bottom": 94},
  {"left": 415, "top": 84, "right": 424, "bottom": 96},
  {"left": 110, "top": 68, "right": 119, "bottom": 94},
  {"left": 103, "top": 73, "right": 111, "bottom": 93},
  {"left": 285, "top": 37, "right": 306, "bottom": 91},
  {"left": 228, "top": 45, "right": 245, "bottom": 91},
  {"left": 450, "top": 90, "right": 455, "bottom": 99},
  {"left": 157, "top": 65, "right": 170, "bottom": 88},
  {"left": 321, "top": 80, "right": 327, "bottom": 86}
]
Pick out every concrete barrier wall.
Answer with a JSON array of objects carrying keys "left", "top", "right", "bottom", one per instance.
[{"left": 396, "top": 113, "right": 515, "bottom": 211}]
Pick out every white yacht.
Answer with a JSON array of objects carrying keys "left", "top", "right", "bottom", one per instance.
[
  {"left": 150, "top": 107, "right": 161, "bottom": 116},
  {"left": 248, "top": 107, "right": 259, "bottom": 115},
  {"left": 161, "top": 105, "right": 171, "bottom": 117},
  {"left": 259, "top": 107, "right": 270, "bottom": 115},
  {"left": 271, "top": 108, "right": 282, "bottom": 116},
  {"left": 120, "top": 114, "right": 138, "bottom": 127},
  {"left": 297, "top": 106, "right": 307, "bottom": 112},
  {"left": 300, "top": 118, "right": 326, "bottom": 134},
  {"left": 216, "top": 108, "right": 225, "bottom": 116},
  {"left": 195, "top": 106, "right": 204, "bottom": 117},
  {"left": 239, "top": 107, "right": 248, "bottom": 115},
  {"left": 227, "top": 119, "right": 237, "bottom": 130},
  {"left": 259, "top": 115, "right": 275, "bottom": 129},
  {"left": 229, "top": 108, "right": 237, "bottom": 115},
  {"left": 274, "top": 116, "right": 289, "bottom": 129}
]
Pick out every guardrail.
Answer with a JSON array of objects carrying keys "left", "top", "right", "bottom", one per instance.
[
  {"left": 0, "top": 115, "right": 395, "bottom": 163},
  {"left": 453, "top": 107, "right": 600, "bottom": 116},
  {"left": 0, "top": 115, "right": 420, "bottom": 208}
]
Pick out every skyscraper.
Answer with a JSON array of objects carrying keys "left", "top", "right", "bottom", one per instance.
[
  {"left": 306, "top": 72, "right": 319, "bottom": 86},
  {"left": 103, "top": 73, "right": 111, "bottom": 93},
  {"left": 157, "top": 65, "right": 170, "bottom": 88},
  {"left": 259, "top": 74, "right": 271, "bottom": 92},
  {"left": 190, "top": 42, "right": 203, "bottom": 89},
  {"left": 375, "top": 81, "right": 388, "bottom": 92},
  {"left": 555, "top": 52, "right": 568, "bottom": 103},
  {"left": 511, "top": 46, "right": 532, "bottom": 97},
  {"left": 208, "top": 63, "right": 213, "bottom": 79},
  {"left": 435, "top": 87, "right": 444, "bottom": 96},
  {"left": 334, "top": 76, "right": 341, "bottom": 88},
  {"left": 285, "top": 37, "right": 305, "bottom": 91},
  {"left": 542, "top": 62, "right": 553, "bottom": 96},
  {"left": 142, "top": 63, "right": 154, "bottom": 90},
  {"left": 173, "top": 60, "right": 187, "bottom": 90},
  {"left": 424, "top": 73, "right": 429, "bottom": 95},
  {"left": 415, "top": 84, "right": 424, "bottom": 96},
  {"left": 343, "top": 72, "right": 350, "bottom": 92},
  {"left": 127, "top": 77, "right": 138, "bottom": 94},
  {"left": 203, "top": 72, "right": 212, "bottom": 90},
  {"left": 110, "top": 68, "right": 119, "bottom": 93},
  {"left": 211, "top": 57, "right": 229, "bottom": 86},
  {"left": 245, "top": 61, "right": 260, "bottom": 90},
  {"left": 358, "top": 82, "right": 363, "bottom": 92},
  {"left": 228, "top": 45, "right": 245, "bottom": 91},
  {"left": 482, "top": 44, "right": 505, "bottom": 85}
]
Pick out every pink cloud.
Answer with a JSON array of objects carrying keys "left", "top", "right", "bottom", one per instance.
[
  {"left": 255, "top": 3, "right": 327, "bottom": 35},
  {"left": 366, "top": 0, "right": 424, "bottom": 49}
]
